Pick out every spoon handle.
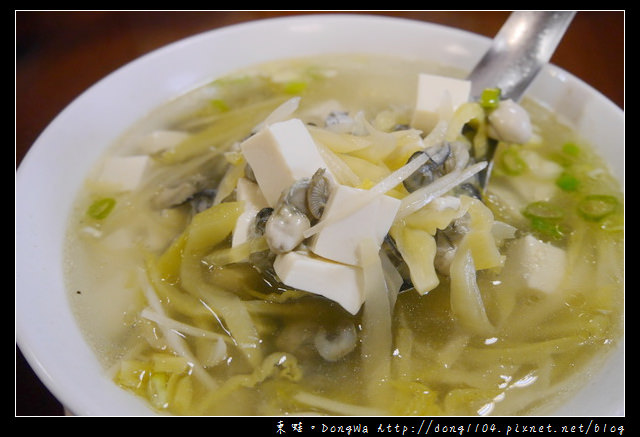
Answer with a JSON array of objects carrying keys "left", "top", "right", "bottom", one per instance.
[{"left": 468, "top": 11, "right": 576, "bottom": 101}]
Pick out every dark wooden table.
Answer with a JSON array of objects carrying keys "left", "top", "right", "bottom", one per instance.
[{"left": 15, "top": 10, "right": 624, "bottom": 416}]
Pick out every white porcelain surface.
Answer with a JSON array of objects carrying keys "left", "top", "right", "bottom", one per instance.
[{"left": 16, "top": 14, "right": 624, "bottom": 416}]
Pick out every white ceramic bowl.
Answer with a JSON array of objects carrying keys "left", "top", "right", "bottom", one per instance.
[{"left": 16, "top": 14, "right": 624, "bottom": 416}]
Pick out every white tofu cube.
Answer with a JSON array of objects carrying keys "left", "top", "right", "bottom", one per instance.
[
  {"left": 240, "top": 118, "right": 329, "bottom": 206},
  {"left": 309, "top": 185, "right": 401, "bottom": 266},
  {"left": 273, "top": 251, "right": 364, "bottom": 315},
  {"left": 503, "top": 235, "right": 567, "bottom": 295},
  {"left": 232, "top": 178, "right": 269, "bottom": 247},
  {"left": 411, "top": 73, "right": 471, "bottom": 133},
  {"left": 95, "top": 155, "right": 149, "bottom": 191}
]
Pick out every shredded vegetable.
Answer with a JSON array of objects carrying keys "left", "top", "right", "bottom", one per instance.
[
  {"left": 358, "top": 238, "right": 393, "bottom": 405},
  {"left": 449, "top": 246, "right": 495, "bottom": 336}
]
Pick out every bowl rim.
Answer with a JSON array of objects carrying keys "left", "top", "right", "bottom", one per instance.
[{"left": 16, "top": 12, "right": 624, "bottom": 417}]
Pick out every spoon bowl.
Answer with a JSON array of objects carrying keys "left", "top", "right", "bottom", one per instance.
[
  {"left": 468, "top": 11, "right": 576, "bottom": 101},
  {"left": 468, "top": 11, "right": 576, "bottom": 190}
]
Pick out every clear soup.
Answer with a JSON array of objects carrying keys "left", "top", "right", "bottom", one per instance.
[{"left": 65, "top": 54, "right": 623, "bottom": 416}]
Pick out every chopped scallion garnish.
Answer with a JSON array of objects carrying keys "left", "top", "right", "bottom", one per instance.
[
  {"left": 529, "top": 216, "right": 567, "bottom": 240},
  {"left": 556, "top": 172, "right": 580, "bottom": 191},
  {"left": 577, "top": 194, "right": 618, "bottom": 221},
  {"left": 210, "top": 99, "right": 230, "bottom": 112},
  {"left": 283, "top": 80, "right": 308, "bottom": 94},
  {"left": 522, "top": 201, "right": 567, "bottom": 240},
  {"left": 500, "top": 146, "right": 527, "bottom": 175},
  {"left": 87, "top": 197, "right": 116, "bottom": 220},
  {"left": 479, "top": 87, "right": 501, "bottom": 109},
  {"left": 522, "top": 201, "right": 564, "bottom": 221},
  {"left": 562, "top": 142, "right": 581, "bottom": 156}
]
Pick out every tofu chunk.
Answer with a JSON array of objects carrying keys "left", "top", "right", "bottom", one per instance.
[
  {"left": 240, "top": 118, "right": 330, "bottom": 206},
  {"left": 95, "top": 155, "right": 150, "bottom": 191},
  {"left": 309, "top": 185, "right": 401, "bottom": 265},
  {"left": 273, "top": 251, "right": 364, "bottom": 315},
  {"left": 503, "top": 235, "right": 567, "bottom": 295},
  {"left": 411, "top": 73, "right": 471, "bottom": 134}
]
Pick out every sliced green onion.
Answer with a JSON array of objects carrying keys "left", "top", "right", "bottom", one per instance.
[
  {"left": 522, "top": 201, "right": 564, "bottom": 221},
  {"left": 479, "top": 87, "right": 501, "bottom": 109},
  {"left": 599, "top": 212, "right": 624, "bottom": 232},
  {"left": 522, "top": 201, "right": 564, "bottom": 220},
  {"left": 556, "top": 172, "right": 580, "bottom": 191},
  {"left": 562, "top": 142, "right": 581, "bottom": 157},
  {"left": 577, "top": 194, "right": 618, "bottom": 221},
  {"left": 529, "top": 217, "right": 567, "bottom": 240},
  {"left": 86, "top": 197, "right": 116, "bottom": 220},
  {"left": 522, "top": 201, "right": 567, "bottom": 240},
  {"left": 210, "top": 99, "right": 230, "bottom": 113},
  {"left": 283, "top": 80, "right": 308, "bottom": 94},
  {"left": 499, "top": 146, "right": 527, "bottom": 175}
]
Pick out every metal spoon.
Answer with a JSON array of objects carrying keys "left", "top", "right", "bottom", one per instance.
[{"left": 469, "top": 11, "right": 576, "bottom": 189}]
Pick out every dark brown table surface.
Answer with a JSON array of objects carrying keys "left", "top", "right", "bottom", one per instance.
[{"left": 15, "top": 10, "right": 624, "bottom": 416}]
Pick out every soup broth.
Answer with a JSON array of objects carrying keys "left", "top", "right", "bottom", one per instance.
[{"left": 64, "top": 54, "right": 623, "bottom": 416}]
